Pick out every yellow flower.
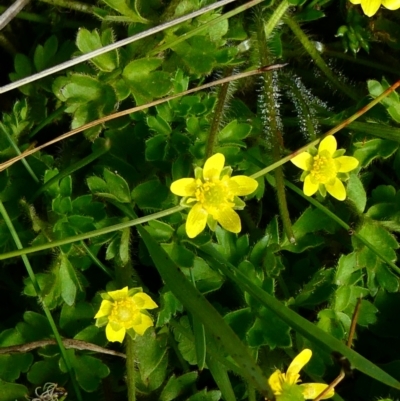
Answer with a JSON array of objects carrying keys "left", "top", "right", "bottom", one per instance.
[
  {"left": 349, "top": 0, "right": 400, "bottom": 17},
  {"left": 269, "top": 349, "right": 335, "bottom": 400},
  {"left": 94, "top": 287, "right": 158, "bottom": 343},
  {"left": 170, "top": 153, "right": 258, "bottom": 238},
  {"left": 291, "top": 136, "right": 359, "bottom": 201}
]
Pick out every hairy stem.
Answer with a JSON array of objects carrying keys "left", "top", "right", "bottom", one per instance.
[
  {"left": 263, "top": 0, "right": 290, "bottom": 39},
  {"left": 38, "top": 0, "right": 94, "bottom": 13},
  {"left": 256, "top": 12, "right": 295, "bottom": 243},
  {"left": 205, "top": 68, "right": 233, "bottom": 158},
  {"left": 285, "top": 16, "right": 360, "bottom": 101}
]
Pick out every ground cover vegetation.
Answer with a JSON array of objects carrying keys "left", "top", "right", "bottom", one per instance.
[{"left": 0, "top": 0, "right": 400, "bottom": 400}]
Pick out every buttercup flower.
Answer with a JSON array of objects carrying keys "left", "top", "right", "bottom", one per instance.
[
  {"left": 94, "top": 287, "right": 158, "bottom": 342},
  {"left": 269, "top": 349, "right": 334, "bottom": 400},
  {"left": 291, "top": 136, "right": 359, "bottom": 201},
  {"left": 170, "top": 153, "right": 258, "bottom": 238},
  {"left": 349, "top": 0, "right": 400, "bottom": 17}
]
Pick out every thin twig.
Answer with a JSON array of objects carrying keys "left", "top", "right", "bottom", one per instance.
[
  {"left": 0, "top": 0, "right": 238, "bottom": 94},
  {"left": 0, "top": 339, "right": 126, "bottom": 358},
  {"left": 0, "top": 64, "right": 286, "bottom": 172},
  {"left": 0, "top": 0, "right": 30, "bottom": 31}
]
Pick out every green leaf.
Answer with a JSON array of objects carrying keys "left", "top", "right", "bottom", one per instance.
[
  {"left": 0, "top": 354, "right": 33, "bottom": 382},
  {"left": 69, "top": 353, "right": 110, "bottom": 392},
  {"left": 27, "top": 356, "right": 66, "bottom": 385},
  {"left": 187, "top": 389, "right": 221, "bottom": 401},
  {"left": 354, "top": 139, "right": 398, "bottom": 167},
  {"left": 347, "top": 174, "right": 366, "bottom": 212},
  {"left": 101, "top": 0, "right": 149, "bottom": 22},
  {"left": 247, "top": 307, "right": 292, "bottom": 349},
  {"left": 135, "top": 328, "right": 168, "bottom": 381},
  {"left": 317, "top": 309, "right": 347, "bottom": 340},
  {"left": 59, "top": 255, "right": 78, "bottom": 306},
  {"left": 76, "top": 28, "right": 118, "bottom": 72},
  {"left": 123, "top": 58, "right": 171, "bottom": 104},
  {"left": 34, "top": 35, "right": 58, "bottom": 71},
  {"left": 59, "top": 176, "right": 72, "bottom": 197},
  {"left": 119, "top": 227, "right": 130, "bottom": 265},
  {"left": 103, "top": 169, "right": 131, "bottom": 203},
  {"left": 59, "top": 302, "right": 95, "bottom": 336},
  {"left": 147, "top": 115, "right": 172, "bottom": 135},
  {"left": 145, "top": 134, "right": 168, "bottom": 161},
  {"left": 0, "top": 379, "right": 28, "bottom": 401},
  {"left": 131, "top": 179, "right": 169, "bottom": 209},
  {"left": 156, "top": 291, "right": 183, "bottom": 326},
  {"left": 224, "top": 308, "right": 254, "bottom": 342},
  {"left": 173, "top": 317, "right": 197, "bottom": 365},
  {"left": 160, "top": 372, "right": 198, "bottom": 401},
  {"left": 17, "top": 312, "right": 52, "bottom": 342},
  {"left": 358, "top": 300, "right": 378, "bottom": 326},
  {"left": 145, "top": 220, "right": 174, "bottom": 242},
  {"left": 218, "top": 120, "right": 252, "bottom": 144},
  {"left": 162, "top": 243, "right": 194, "bottom": 268}
]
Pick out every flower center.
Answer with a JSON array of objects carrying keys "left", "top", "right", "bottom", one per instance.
[
  {"left": 310, "top": 154, "right": 337, "bottom": 184},
  {"left": 110, "top": 299, "right": 137, "bottom": 326},
  {"left": 194, "top": 178, "right": 234, "bottom": 213}
]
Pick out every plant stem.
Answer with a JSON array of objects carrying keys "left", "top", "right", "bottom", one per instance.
[
  {"left": 38, "top": 0, "right": 94, "bottom": 13},
  {"left": 0, "top": 124, "right": 39, "bottom": 183},
  {"left": 0, "top": 205, "right": 184, "bottom": 260},
  {"left": 0, "top": 201, "right": 83, "bottom": 401},
  {"left": 284, "top": 15, "right": 360, "bottom": 101},
  {"left": 263, "top": 0, "right": 290, "bottom": 39},
  {"left": 205, "top": 67, "right": 233, "bottom": 159},
  {"left": 125, "top": 336, "right": 136, "bottom": 401},
  {"left": 323, "top": 48, "right": 400, "bottom": 75},
  {"left": 256, "top": 11, "right": 295, "bottom": 243}
]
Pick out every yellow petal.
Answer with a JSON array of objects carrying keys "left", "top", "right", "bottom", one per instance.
[
  {"left": 108, "top": 287, "right": 129, "bottom": 302},
  {"left": 325, "top": 178, "right": 346, "bottom": 200},
  {"left": 382, "top": 0, "right": 400, "bottom": 9},
  {"left": 132, "top": 312, "right": 154, "bottom": 335},
  {"left": 133, "top": 293, "right": 158, "bottom": 310},
  {"left": 318, "top": 136, "right": 336, "bottom": 155},
  {"left": 106, "top": 322, "right": 126, "bottom": 343},
  {"left": 286, "top": 349, "right": 312, "bottom": 384},
  {"left": 299, "top": 383, "right": 335, "bottom": 399},
  {"left": 349, "top": 0, "right": 361, "bottom": 4},
  {"left": 361, "top": 0, "right": 381, "bottom": 15},
  {"left": 291, "top": 152, "right": 313, "bottom": 171},
  {"left": 170, "top": 178, "right": 196, "bottom": 196},
  {"left": 215, "top": 207, "right": 241, "bottom": 233},
  {"left": 335, "top": 156, "right": 359, "bottom": 172},
  {"left": 268, "top": 370, "right": 284, "bottom": 395},
  {"left": 186, "top": 203, "right": 208, "bottom": 238},
  {"left": 94, "top": 300, "right": 113, "bottom": 318},
  {"left": 203, "top": 153, "right": 225, "bottom": 180},
  {"left": 228, "top": 176, "right": 258, "bottom": 196},
  {"left": 303, "top": 175, "right": 319, "bottom": 196}
]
